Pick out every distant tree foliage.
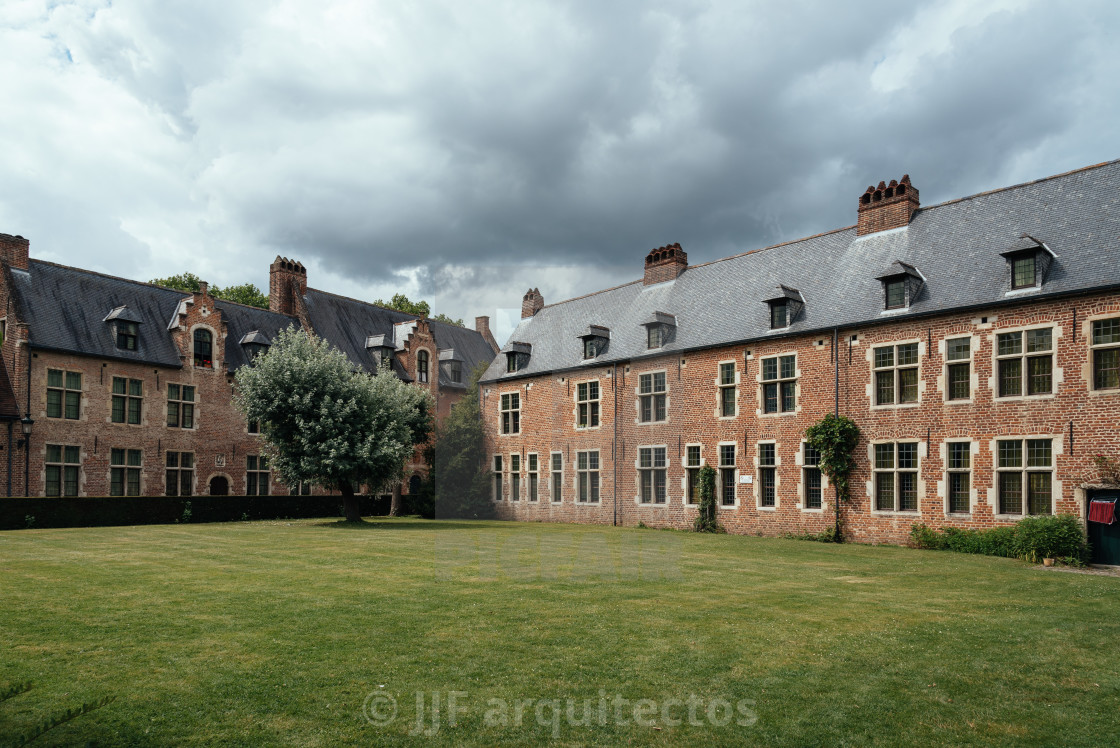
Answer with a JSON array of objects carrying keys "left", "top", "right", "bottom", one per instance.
[
  {"left": 234, "top": 326, "right": 433, "bottom": 522},
  {"left": 149, "top": 272, "right": 269, "bottom": 309},
  {"left": 373, "top": 292, "right": 464, "bottom": 327},
  {"left": 428, "top": 364, "right": 493, "bottom": 519}
]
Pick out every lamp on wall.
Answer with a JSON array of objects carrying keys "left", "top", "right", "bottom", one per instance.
[{"left": 17, "top": 415, "right": 33, "bottom": 449}]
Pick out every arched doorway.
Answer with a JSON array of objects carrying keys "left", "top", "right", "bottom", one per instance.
[
  {"left": 209, "top": 476, "right": 229, "bottom": 496},
  {"left": 409, "top": 474, "right": 421, "bottom": 495}
]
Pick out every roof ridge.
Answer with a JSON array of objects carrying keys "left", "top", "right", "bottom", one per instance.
[
  {"left": 536, "top": 157, "right": 1120, "bottom": 310},
  {"left": 305, "top": 285, "right": 419, "bottom": 319},
  {"left": 29, "top": 259, "right": 188, "bottom": 296},
  {"left": 211, "top": 296, "right": 294, "bottom": 318}
]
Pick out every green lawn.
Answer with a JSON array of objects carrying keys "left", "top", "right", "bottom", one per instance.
[{"left": 1, "top": 519, "right": 1117, "bottom": 746}]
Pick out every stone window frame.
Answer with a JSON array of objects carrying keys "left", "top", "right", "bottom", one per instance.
[
  {"left": 716, "top": 360, "right": 738, "bottom": 419},
  {"left": 526, "top": 452, "right": 539, "bottom": 503},
  {"left": 796, "top": 441, "right": 828, "bottom": 513},
  {"left": 45, "top": 368, "right": 82, "bottom": 421},
  {"left": 1087, "top": 313, "right": 1120, "bottom": 394},
  {"left": 868, "top": 339, "right": 923, "bottom": 410},
  {"left": 990, "top": 322, "right": 1061, "bottom": 402},
  {"left": 576, "top": 450, "right": 601, "bottom": 504},
  {"left": 682, "top": 442, "right": 704, "bottom": 506},
  {"left": 753, "top": 440, "right": 779, "bottom": 511},
  {"left": 44, "top": 443, "right": 81, "bottom": 497},
  {"left": 492, "top": 454, "right": 504, "bottom": 501},
  {"left": 192, "top": 325, "right": 216, "bottom": 369},
  {"left": 940, "top": 439, "right": 977, "bottom": 517},
  {"left": 165, "top": 451, "right": 195, "bottom": 497},
  {"left": 991, "top": 436, "right": 1058, "bottom": 518},
  {"left": 498, "top": 390, "right": 521, "bottom": 435},
  {"left": 110, "top": 375, "right": 144, "bottom": 426},
  {"left": 509, "top": 452, "right": 522, "bottom": 502},
  {"left": 416, "top": 348, "right": 431, "bottom": 384},
  {"left": 717, "top": 441, "right": 738, "bottom": 509},
  {"left": 866, "top": 439, "right": 925, "bottom": 517},
  {"left": 550, "top": 451, "right": 564, "bottom": 504},
  {"left": 636, "top": 369, "right": 668, "bottom": 425},
  {"left": 166, "top": 382, "right": 197, "bottom": 430},
  {"left": 575, "top": 378, "right": 601, "bottom": 430},
  {"left": 941, "top": 333, "right": 977, "bottom": 404},
  {"left": 636, "top": 444, "right": 669, "bottom": 506},
  {"left": 757, "top": 352, "right": 798, "bottom": 417}
]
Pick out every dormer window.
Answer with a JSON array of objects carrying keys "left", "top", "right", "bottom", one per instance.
[
  {"left": 875, "top": 262, "right": 925, "bottom": 312},
  {"left": 450, "top": 360, "right": 462, "bottom": 383},
  {"left": 440, "top": 348, "right": 465, "bottom": 384},
  {"left": 239, "top": 330, "right": 271, "bottom": 362},
  {"left": 194, "top": 329, "right": 213, "bottom": 368},
  {"left": 504, "top": 342, "right": 532, "bottom": 373},
  {"left": 642, "top": 313, "right": 676, "bottom": 350},
  {"left": 1001, "top": 235, "right": 1054, "bottom": 291},
  {"left": 578, "top": 325, "right": 610, "bottom": 360},
  {"left": 365, "top": 334, "right": 395, "bottom": 369},
  {"left": 103, "top": 305, "right": 143, "bottom": 351},
  {"left": 762, "top": 286, "right": 804, "bottom": 330}
]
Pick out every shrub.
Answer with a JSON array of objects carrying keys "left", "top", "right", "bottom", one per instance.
[
  {"left": 1012, "top": 514, "right": 1088, "bottom": 563},
  {"left": 909, "top": 524, "right": 947, "bottom": 550},
  {"left": 693, "top": 466, "right": 719, "bottom": 533}
]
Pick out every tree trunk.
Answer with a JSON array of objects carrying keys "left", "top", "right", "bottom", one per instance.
[
  {"left": 389, "top": 483, "right": 402, "bottom": 517},
  {"left": 341, "top": 483, "right": 362, "bottom": 522}
]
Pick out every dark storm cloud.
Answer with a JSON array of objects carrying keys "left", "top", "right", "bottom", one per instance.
[{"left": 1, "top": 0, "right": 1117, "bottom": 327}]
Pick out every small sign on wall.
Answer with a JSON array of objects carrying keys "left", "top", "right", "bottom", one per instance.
[
  {"left": 740, "top": 474, "right": 752, "bottom": 484},
  {"left": 216, "top": 455, "right": 226, "bottom": 467}
]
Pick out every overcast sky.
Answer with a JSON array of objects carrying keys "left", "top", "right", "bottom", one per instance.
[{"left": 2, "top": 0, "right": 1117, "bottom": 343}]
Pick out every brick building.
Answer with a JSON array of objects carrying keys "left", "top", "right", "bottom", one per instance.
[
  {"left": 0, "top": 240, "right": 497, "bottom": 499},
  {"left": 479, "top": 160, "right": 1120, "bottom": 559}
]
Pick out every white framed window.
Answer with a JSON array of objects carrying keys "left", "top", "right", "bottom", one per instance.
[
  {"left": 718, "top": 362, "right": 736, "bottom": 418},
  {"left": 576, "top": 380, "right": 600, "bottom": 429},
  {"left": 550, "top": 452, "right": 563, "bottom": 503},
  {"left": 638, "top": 446, "right": 667, "bottom": 504},
  {"left": 527, "top": 453, "right": 539, "bottom": 502},
  {"left": 945, "top": 337, "right": 971, "bottom": 401},
  {"left": 638, "top": 371, "right": 667, "bottom": 423},
  {"left": 996, "top": 438, "right": 1054, "bottom": 515},
  {"left": 492, "top": 455, "right": 504, "bottom": 501},
  {"left": 873, "top": 442, "right": 919, "bottom": 512},
  {"left": 996, "top": 328, "right": 1053, "bottom": 398},
  {"left": 500, "top": 392, "right": 521, "bottom": 434},
  {"left": 802, "top": 442, "right": 822, "bottom": 510},
  {"left": 718, "top": 443, "right": 736, "bottom": 506},
  {"left": 577, "top": 450, "right": 600, "bottom": 503},
  {"left": 1091, "top": 317, "right": 1120, "bottom": 390},
  {"left": 510, "top": 453, "right": 521, "bottom": 502},
  {"left": 685, "top": 444, "right": 702, "bottom": 505},
  {"left": 760, "top": 355, "right": 796, "bottom": 413},
  {"left": 873, "top": 343, "right": 919, "bottom": 406},
  {"left": 758, "top": 443, "right": 776, "bottom": 508},
  {"left": 946, "top": 441, "right": 971, "bottom": 514}
]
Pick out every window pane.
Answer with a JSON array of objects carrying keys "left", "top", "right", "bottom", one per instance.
[
  {"left": 805, "top": 469, "right": 822, "bottom": 509},
  {"left": 771, "top": 303, "right": 788, "bottom": 329},
  {"left": 946, "top": 338, "right": 970, "bottom": 361},
  {"left": 875, "top": 371, "right": 894, "bottom": 405},
  {"left": 639, "top": 374, "right": 652, "bottom": 394},
  {"left": 763, "top": 383, "right": 778, "bottom": 413},
  {"left": 127, "top": 468, "right": 140, "bottom": 496},
  {"left": 898, "top": 473, "right": 917, "bottom": 511},
  {"left": 687, "top": 445, "right": 701, "bottom": 467},
  {"left": 590, "top": 472, "right": 599, "bottom": 501},
  {"left": 510, "top": 454, "right": 520, "bottom": 472},
  {"left": 65, "top": 372, "right": 81, "bottom": 390},
  {"left": 1028, "top": 473, "right": 1052, "bottom": 515},
  {"left": 897, "top": 344, "right": 918, "bottom": 366},
  {"left": 128, "top": 450, "right": 142, "bottom": 466},
  {"left": 129, "top": 379, "right": 142, "bottom": 396},
  {"left": 639, "top": 448, "right": 652, "bottom": 468},
  {"left": 874, "top": 347, "right": 894, "bottom": 368},
  {"left": 45, "top": 465, "right": 61, "bottom": 497},
  {"left": 653, "top": 448, "right": 666, "bottom": 468},
  {"left": 653, "top": 373, "right": 666, "bottom": 392},
  {"left": 1012, "top": 256, "right": 1035, "bottom": 288},
  {"left": 654, "top": 394, "right": 666, "bottom": 421},
  {"left": 947, "top": 363, "right": 969, "bottom": 400},
  {"left": 46, "top": 444, "right": 62, "bottom": 463},
  {"left": 528, "top": 454, "right": 537, "bottom": 471},
  {"left": 948, "top": 442, "right": 970, "bottom": 470},
  {"left": 761, "top": 358, "right": 777, "bottom": 381},
  {"left": 110, "top": 448, "right": 125, "bottom": 465},
  {"left": 111, "top": 396, "right": 125, "bottom": 423},
  {"left": 1027, "top": 439, "right": 1052, "bottom": 467},
  {"left": 578, "top": 383, "right": 587, "bottom": 402},
  {"left": 181, "top": 470, "right": 193, "bottom": 497},
  {"left": 781, "top": 382, "right": 795, "bottom": 412},
  {"left": 997, "top": 332, "right": 1022, "bottom": 356},
  {"left": 1026, "top": 328, "right": 1052, "bottom": 352},
  {"left": 720, "top": 363, "right": 735, "bottom": 385},
  {"left": 552, "top": 453, "right": 562, "bottom": 472},
  {"left": 886, "top": 281, "right": 905, "bottom": 308},
  {"left": 759, "top": 443, "right": 775, "bottom": 466},
  {"left": 1092, "top": 318, "right": 1120, "bottom": 346},
  {"left": 721, "top": 386, "right": 735, "bottom": 417},
  {"left": 128, "top": 398, "right": 141, "bottom": 424},
  {"left": 47, "top": 390, "right": 62, "bottom": 418},
  {"left": 64, "top": 445, "right": 80, "bottom": 464},
  {"left": 1027, "top": 356, "right": 1052, "bottom": 395},
  {"left": 720, "top": 444, "right": 735, "bottom": 467},
  {"left": 110, "top": 468, "right": 124, "bottom": 497},
  {"left": 760, "top": 469, "right": 775, "bottom": 506},
  {"left": 64, "top": 391, "right": 80, "bottom": 419},
  {"left": 47, "top": 369, "right": 63, "bottom": 388},
  {"left": 998, "top": 440, "right": 1022, "bottom": 468},
  {"left": 181, "top": 453, "right": 193, "bottom": 469},
  {"left": 875, "top": 473, "right": 894, "bottom": 510},
  {"left": 875, "top": 444, "right": 894, "bottom": 470},
  {"left": 63, "top": 466, "right": 78, "bottom": 497},
  {"left": 182, "top": 404, "right": 194, "bottom": 429},
  {"left": 897, "top": 443, "right": 917, "bottom": 470},
  {"left": 588, "top": 382, "right": 598, "bottom": 401},
  {"left": 721, "top": 469, "right": 736, "bottom": 505},
  {"left": 168, "top": 383, "right": 180, "bottom": 401},
  {"left": 949, "top": 473, "right": 970, "bottom": 514},
  {"left": 166, "top": 470, "right": 179, "bottom": 497},
  {"left": 804, "top": 444, "right": 820, "bottom": 466},
  {"left": 166, "top": 452, "right": 179, "bottom": 468},
  {"left": 898, "top": 368, "right": 918, "bottom": 403},
  {"left": 1095, "top": 349, "right": 1120, "bottom": 390},
  {"left": 998, "top": 359, "right": 1022, "bottom": 397},
  {"left": 779, "top": 356, "right": 795, "bottom": 379},
  {"left": 577, "top": 452, "right": 587, "bottom": 470}
]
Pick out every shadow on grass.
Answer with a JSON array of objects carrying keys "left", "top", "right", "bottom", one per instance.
[{"left": 314, "top": 518, "right": 493, "bottom": 531}]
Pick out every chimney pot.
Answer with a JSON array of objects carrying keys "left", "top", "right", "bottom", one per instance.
[
  {"left": 857, "top": 174, "right": 920, "bottom": 236},
  {"left": 643, "top": 242, "right": 688, "bottom": 285},
  {"left": 0, "top": 233, "right": 30, "bottom": 271},
  {"left": 522, "top": 288, "right": 545, "bottom": 318}
]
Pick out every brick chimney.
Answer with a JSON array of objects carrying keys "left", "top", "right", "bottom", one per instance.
[
  {"left": 521, "top": 288, "right": 544, "bottom": 318},
  {"left": 475, "top": 316, "right": 499, "bottom": 352},
  {"left": 0, "top": 233, "right": 30, "bottom": 271},
  {"left": 643, "top": 243, "right": 687, "bottom": 285},
  {"left": 269, "top": 256, "right": 307, "bottom": 316},
  {"left": 857, "top": 175, "right": 919, "bottom": 236}
]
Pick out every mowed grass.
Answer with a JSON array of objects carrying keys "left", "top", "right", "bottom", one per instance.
[{"left": 1, "top": 519, "right": 1118, "bottom": 747}]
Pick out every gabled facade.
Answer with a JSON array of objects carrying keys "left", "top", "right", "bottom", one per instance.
[
  {"left": 0, "top": 239, "right": 497, "bottom": 498},
  {"left": 480, "top": 160, "right": 1120, "bottom": 551}
]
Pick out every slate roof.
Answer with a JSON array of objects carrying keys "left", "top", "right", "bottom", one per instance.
[
  {"left": 482, "top": 159, "right": 1120, "bottom": 383},
  {"left": 301, "top": 288, "right": 496, "bottom": 387}
]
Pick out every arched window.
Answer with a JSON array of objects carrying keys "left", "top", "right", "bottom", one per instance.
[
  {"left": 417, "top": 350, "right": 429, "bottom": 383},
  {"left": 194, "top": 329, "right": 213, "bottom": 368}
]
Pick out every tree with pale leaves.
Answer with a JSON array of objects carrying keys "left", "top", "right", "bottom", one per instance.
[{"left": 234, "top": 326, "right": 432, "bottom": 522}]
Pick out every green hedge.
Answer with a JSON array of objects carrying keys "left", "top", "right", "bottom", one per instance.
[
  {"left": 0, "top": 494, "right": 390, "bottom": 531},
  {"left": 910, "top": 515, "right": 1088, "bottom": 564}
]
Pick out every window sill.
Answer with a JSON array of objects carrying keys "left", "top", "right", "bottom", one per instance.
[
  {"left": 943, "top": 398, "right": 974, "bottom": 405},
  {"left": 870, "top": 509, "right": 921, "bottom": 517},
  {"left": 716, "top": 414, "right": 738, "bottom": 421},
  {"left": 636, "top": 501, "right": 670, "bottom": 507},
  {"left": 575, "top": 425, "right": 603, "bottom": 431},
  {"left": 800, "top": 507, "right": 826, "bottom": 513},
  {"left": 758, "top": 410, "right": 798, "bottom": 418},
  {"left": 993, "top": 393, "right": 1055, "bottom": 403},
  {"left": 574, "top": 501, "right": 601, "bottom": 506},
  {"left": 635, "top": 420, "right": 669, "bottom": 426},
  {"left": 756, "top": 505, "right": 777, "bottom": 511},
  {"left": 869, "top": 402, "right": 921, "bottom": 410}
]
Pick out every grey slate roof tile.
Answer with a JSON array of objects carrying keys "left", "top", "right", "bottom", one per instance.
[{"left": 483, "top": 159, "right": 1120, "bottom": 383}]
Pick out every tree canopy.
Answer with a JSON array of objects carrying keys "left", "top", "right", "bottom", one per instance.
[
  {"left": 429, "top": 364, "right": 493, "bottom": 519},
  {"left": 234, "top": 326, "right": 433, "bottom": 521},
  {"left": 149, "top": 272, "right": 269, "bottom": 309},
  {"left": 373, "top": 292, "right": 464, "bottom": 327}
]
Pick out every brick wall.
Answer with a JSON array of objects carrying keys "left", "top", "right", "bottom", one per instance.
[{"left": 483, "top": 291, "right": 1120, "bottom": 543}]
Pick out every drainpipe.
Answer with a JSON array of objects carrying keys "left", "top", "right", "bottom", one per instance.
[
  {"left": 612, "top": 363, "right": 618, "bottom": 526},
  {"left": 6, "top": 420, "right": 11, "bottom": 497},
  {"left": 24, "top": 348, "right": 31, "bottom": 498},
  {"left": 833, "top": 327, "right": 842, "bottom": 543}
]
